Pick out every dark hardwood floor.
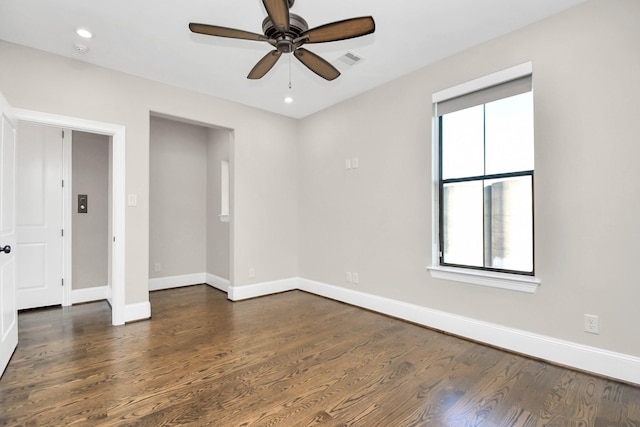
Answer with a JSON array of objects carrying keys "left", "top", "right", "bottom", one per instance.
[{"left": 1, "top": 285, "right": 638, "bottom": 426}]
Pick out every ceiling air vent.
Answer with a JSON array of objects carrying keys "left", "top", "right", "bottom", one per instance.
[{"left": 336, "top": 51, "right": 363, "bottom": 68}]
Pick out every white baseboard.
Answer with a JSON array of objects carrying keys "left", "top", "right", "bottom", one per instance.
[
  {"left": 296, "top": 278, "right": 640, "bottom": 386},
  {"left": 141, "top": 275, "right": 640, "bottom": 385},
  {"left": 206, "top": 273, "right": 230, "bottom": 293},
  {"left": 123, "top": 301, "right": 151, "bottom": 323},
  {"left": 71, "top": 286, "right": 109, "bottom": 304},
  {"left": 149, "top": 273, "right": 207, "bottom": 291},
  {"left": 228, "top": 278, "right": 298, "bottom": 301}
]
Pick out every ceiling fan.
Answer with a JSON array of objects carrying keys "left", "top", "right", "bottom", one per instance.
[{"left": 189, "top": 0, "right": 375, "bottom": 81}]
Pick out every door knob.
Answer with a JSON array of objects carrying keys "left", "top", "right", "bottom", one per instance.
[{"left": 0, "top": 245, "right": 11, "bottom": 254}]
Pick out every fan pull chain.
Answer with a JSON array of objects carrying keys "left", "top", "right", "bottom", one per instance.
[{"left": 284, "top": 54, "right": 293, "bottom": 104}]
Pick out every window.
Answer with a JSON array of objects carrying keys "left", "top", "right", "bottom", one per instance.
[{"left": 430, "top": 63, "right": 540, "bottom": 291}]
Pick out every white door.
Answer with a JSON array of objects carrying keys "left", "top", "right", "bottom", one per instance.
[
  {"left": 16, "top": 123, "right": 63, "bottom": 309},
  {"left": 0, "top": 91, "right": 18, "bottom": 377}
]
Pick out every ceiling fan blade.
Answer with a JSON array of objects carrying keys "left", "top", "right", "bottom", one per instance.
[
  {"left": 262, "top": 0, "right": 290, "bottom": 33},
  {"left": 301, "top": 16, "right": 375, "bottom": 44},
  {"left": 294, "top": 48, "right": 340, "bottom": 81},
  {"left": 189, "top": 23, "right": 269, "bottom": 42},
  {"left": 248, "top": 50, "right": 283, "bottom": 79}
]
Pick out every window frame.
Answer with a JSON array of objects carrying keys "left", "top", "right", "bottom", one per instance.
[{"left": 428, "top": 62, "right": 541, "bottom": 293}]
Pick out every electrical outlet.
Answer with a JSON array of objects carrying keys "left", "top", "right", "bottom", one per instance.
[
  {"left": 584, "top": 314, "right": 599, "bottom": 334},
  {"left": 249, "top": 267, "right": 255, "bottom": 278},
  {"left": 346, "top": 272, "right": 352, "bottom": 283},
  {"left": 154, "top": 263, "right": 161, "bottom": 272},
  {"left": 352, "top": 272, "right": 359, "bottom": 285}
]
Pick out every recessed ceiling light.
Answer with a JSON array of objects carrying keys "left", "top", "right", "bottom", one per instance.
[
  {"left": 284, "top": 96, "right": 293, "bottom": 104},
  {"left": 76, "top": 28, "right": 93, "bottom": 39}
]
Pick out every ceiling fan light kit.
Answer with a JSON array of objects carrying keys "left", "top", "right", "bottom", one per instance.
[{"left": 189, "top": 0, "right": 375, "bottom": 81}]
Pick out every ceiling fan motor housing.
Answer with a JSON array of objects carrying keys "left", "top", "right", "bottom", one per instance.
[{"left": 262, "top": 13, "right": 308, "bottom": 53}]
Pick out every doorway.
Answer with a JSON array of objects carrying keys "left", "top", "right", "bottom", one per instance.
[
  {"left": 16, "top": 126, "right": 110, "bottom": 310},
  {"left": 148, "top": 114, "right": 232, "bottom": 293},
  {"left": 14, "top": 109, "right": 126, "bottom": 326},
  {"left": 70, "top": 131, "right": 110, "bottom": 301}
]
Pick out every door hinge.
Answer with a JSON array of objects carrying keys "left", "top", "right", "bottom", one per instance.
[
  {"left": 61, "top": 229, "right": 64, "bottom": 237},
  {"left": 61, "top": 278, "right": 64, "bottom": 287},
  {"left": 62, "top": 130, "right": 65, "bottom": 139},
  {"left": 62, "top": 179, "right": 64, "bottom": 188}
]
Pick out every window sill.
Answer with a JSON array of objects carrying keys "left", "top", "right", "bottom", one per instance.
[
  {"left": 219, "top": 214, "right": 229, "bottom": 223},
  {"left": 427, "top": 265, "right": 540, "bottom": 293}
]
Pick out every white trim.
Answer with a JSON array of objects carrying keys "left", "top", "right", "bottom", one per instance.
[
  {"left": 206, "top": 273, "right": 230, "bottom": 293},
  {"left": 61, "top": 130, "right": 72, "bottom": 307},
  {"left": 71, "top": 286, "right": 108, "bottom": 304},
  {"left": 431, "top": 100, "right": 441, "bottom": 272},
  {"left": 123, "top": 301, "right": 151, "bottom": 323},
  {"left": 432, "top": 61, "right": 533, "bottom": 103},
  {"left": 148, "top": 272, "right": 230, "bottom": 293},
  {"left": 111, "top": 122, "right": 126, "bottom": 326},
  {"left": 227, "top": 278, "right": 297, "bottom": 301},
  {"left": 296, "top": 278, "right": 640, "bottom": 386},
  {"left": 427, "top": 266, "right": 540, "bottom": 293},
  {"left": 15, "top": 109, "right": 127, "bottom": 326},
  {"left": 149, "top": 272, "right": 206, "bottom": 291},
  {"left": 147, "top": 276, "right": 638, "bottom": 384}
]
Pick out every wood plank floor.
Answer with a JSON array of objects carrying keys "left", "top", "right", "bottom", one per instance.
[{"left": 1, "top": 285, "right": 639, "bottom": 426}]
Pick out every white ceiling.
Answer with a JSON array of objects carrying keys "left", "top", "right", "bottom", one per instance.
[{"left": 0, "top": 0, "right": 588, "bottom": 119}]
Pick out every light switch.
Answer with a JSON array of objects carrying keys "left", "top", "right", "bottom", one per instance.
[
  {"left": 78, "top": 194, "right": 88, "bottom": 213},
  {"left": 128, "top": 194, "right": 138, "bottom": 207}
]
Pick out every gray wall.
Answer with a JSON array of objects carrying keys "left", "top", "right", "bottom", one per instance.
[
  {"left": 298, "top": 0, "right": 640, "bottom": 356},
  {"left": 72, "top": 131, "right": 109, "bottom": 290},
  {"left": 149, "top": 116, "right": 208, "bottom": 279},
  {"left": 149, "top": 117, "right": 230, "bottom": 281},
  {"left": 207, "top": 128, "right": 230, "bottom": 279}
]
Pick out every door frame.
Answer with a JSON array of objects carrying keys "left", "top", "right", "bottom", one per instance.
[{"left": 15, "top": 109, "right": 126, "bottom": 326}]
